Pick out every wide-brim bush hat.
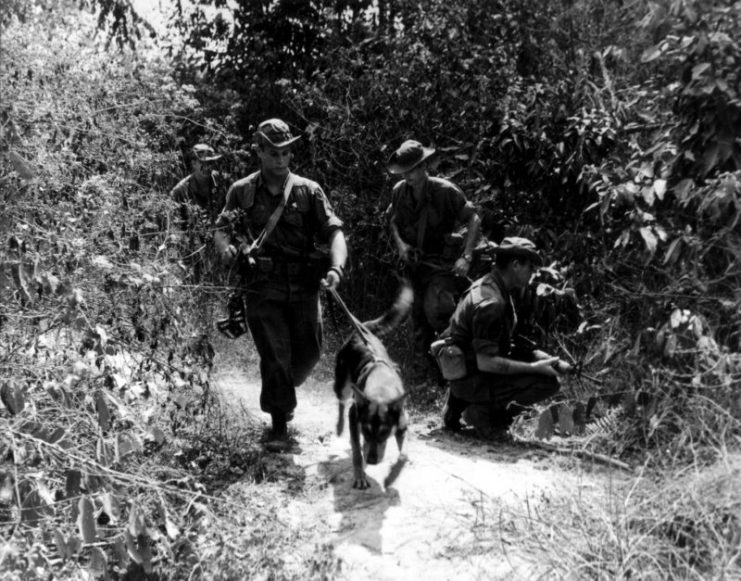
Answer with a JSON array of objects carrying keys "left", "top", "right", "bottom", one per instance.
[
  {"left": 192, "top": 143, "right": 222, "bottom": 162},
  {"left": 493, "top": 236, "right": 542, "bottom": 265},
  {"left": 387, "top": 139, "right": 436, "bottom": 174},
  {"left": 254, "top": 118, "right": 301, "bottom": 148}
]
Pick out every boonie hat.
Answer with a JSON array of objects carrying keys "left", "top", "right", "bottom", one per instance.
[
  {"left": 387, "top": 140, "right": 436, "bottom": 174},
  {"left": 254, "top": 118, "right": 301, "bottom": 148},
  {"left": 192, "top": 143, "right": 222, "bottom": 162},
  {"left": 493, "top": 237, "right": 542, "bottom": 264}
]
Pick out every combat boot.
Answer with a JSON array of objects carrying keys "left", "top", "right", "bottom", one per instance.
[
  {"left": 265, "top": 411, "right": 289, "bottom": 452},
  {"left": 442, "top": 387, "right": 467, "bottom": 431}
]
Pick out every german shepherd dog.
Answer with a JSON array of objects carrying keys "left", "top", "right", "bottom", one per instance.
[{"left": 334, "top": 279, "right": 413, "bottom": 489}]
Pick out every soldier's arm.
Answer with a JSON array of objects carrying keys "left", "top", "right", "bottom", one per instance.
[
  {"left": 476, "top": 353, "right": 560, "bottom": 376},
  {"left": 214, "top": 187, "right": 238, "bottom": 262},
  {"left": 322, "top": 229, "right": 348, "bottom": 290},
  {"left": 389, "top": 218, "right": 412, "bottom": 261},
  {"left": 461, "top": 211, "right": 481, "bottom": 259}
]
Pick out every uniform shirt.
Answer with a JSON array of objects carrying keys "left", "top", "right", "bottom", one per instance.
[
  {"left": 447, "top": 271, "right": 517, "bottom": 361},
  {"left": 171, "top": 173, "right": 225, "bottom": 223},
  {"left": 387, "top": 176, "right": 475, "bottom": 256},
  {"left": 216, "top": 171, "right": 342, "bottom": 257},
  {"left": 215, "top": 171, "right": 343, "bottom": 299}
]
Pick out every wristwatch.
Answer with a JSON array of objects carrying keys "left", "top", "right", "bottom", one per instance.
[{"left": 462, "top": 253, "right": 472, "bottom": 262}]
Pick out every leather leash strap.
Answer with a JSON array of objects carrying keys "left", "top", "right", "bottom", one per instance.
[{"left": 327, "top": 287, "right": 373, "bottom": 344}]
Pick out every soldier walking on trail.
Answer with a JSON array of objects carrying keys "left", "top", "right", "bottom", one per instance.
[
  {"left": 437, "top": 237, "right": 572, "bottom": 439},
  {"left": 170, "top": 143, "right": 225, "bottom": 282},
  {"left": 386, "top": 139, "right": 481, "bottom": 379},
  {"left": 171, "top": 143, "right": 225, "bottom": 227},
  {"left": 214, "top": 119, "right": 348, "bottom": 452}
]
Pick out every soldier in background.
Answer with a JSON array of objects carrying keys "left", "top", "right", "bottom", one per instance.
[
  {"left": 171, "top": 143, "right": 225, "bottom": 227},
  {"left": 386, "top": 139, "right": 481, "bottom": 381}
]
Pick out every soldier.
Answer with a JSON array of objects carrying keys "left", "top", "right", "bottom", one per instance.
[
  {"left": 170, "top": 143, "right": 225, "bottom": 283},
  {"left": 171, "top": 143, "right": 225, "bottom": 226},
  {"left": 386, "top": 139, "right": 481, "bottom": 379},
  {"left": 214, "top": 119, "right": 348, "bottom": 451},
  {"left": 438, "top": 237, "right": 572, "bottom": 439}
]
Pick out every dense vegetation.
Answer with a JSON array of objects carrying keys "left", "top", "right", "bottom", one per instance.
[{"left": 1, "top": 0, "right": 739, "bottom": 579}]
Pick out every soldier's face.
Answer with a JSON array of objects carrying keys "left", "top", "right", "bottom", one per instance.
[
  {"left": 258, "top": 145, "right": 292, "bottom": 177},
  {"left": 512, "top": 259, "right": 536, "bottom": 289},
  {"left": 193, "top": 160, "right": 213, "bottom": 179},
  {"left": 401, "top": 165, "right": 427, "bottom": 187}
]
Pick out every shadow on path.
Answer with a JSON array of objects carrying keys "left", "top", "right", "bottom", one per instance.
[{"left": 317, "top": 453, "right": 402, "bottom": 555}]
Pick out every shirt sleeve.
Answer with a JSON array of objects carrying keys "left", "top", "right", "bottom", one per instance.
[
  {"left": 170, "top": 178, "right": 189, "bottom": 204},
  {"left": 470, "top": 298, "right": 507, "bottom": 357},
  {"left": 214, "top": 183, "right": 239, "bottom": 229},
  {"left": 444, "top": 183, "right": 475, "bottom": 223},
  {"left": 387, "top": 182, "right": 404, "bottom": 225},
  {"left": 311, "top": 185, "right": 343, "bottom": 241}
]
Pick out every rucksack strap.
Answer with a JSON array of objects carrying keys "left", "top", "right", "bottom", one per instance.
[{"left": 247, "top": 173, "right": 296, "bottom": 255}]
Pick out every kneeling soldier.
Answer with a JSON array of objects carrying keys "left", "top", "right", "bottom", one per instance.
[{"left": 438, "top": 237, "right": 571, "bottom": 439}]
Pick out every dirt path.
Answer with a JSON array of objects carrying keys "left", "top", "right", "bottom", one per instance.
[{"left": 213, "top": 344, "right": 625, "bottom": 580}]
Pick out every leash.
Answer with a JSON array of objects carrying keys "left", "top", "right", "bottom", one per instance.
[{"left": 326, "top": 287, "right": 373, "bottom": 344}]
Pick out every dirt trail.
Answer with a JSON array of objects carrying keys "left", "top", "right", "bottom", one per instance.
[{"left": 214, "top": 346, "right": 623, "bottom": 580}]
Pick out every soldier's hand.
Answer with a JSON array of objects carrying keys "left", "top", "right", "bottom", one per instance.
[
  {"left": 452, "top": 256, "right": 471, "bottom": 277},
  {"left": 221, "top": 244, "right": 237, "bottom": 266},
  {"left": 321, "top": 268, "right": 341, "bottom": 290},
  {"left": 398, "top": 243, "right": 412, "bottom": 264},
  {"left": 554, "top": 359, "right": 574, "bottom": 375},
  {"left": 532, "top": 356, "right": 560, "bottom": 377}
]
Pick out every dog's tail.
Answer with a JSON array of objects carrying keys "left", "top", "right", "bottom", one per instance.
[{"left": 364, "top": 277, "right": 413, "bottom": 338}]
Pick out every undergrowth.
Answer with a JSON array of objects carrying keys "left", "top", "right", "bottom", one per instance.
[{"left": 1, "top": 2, "right": 740, "bottom": 580}]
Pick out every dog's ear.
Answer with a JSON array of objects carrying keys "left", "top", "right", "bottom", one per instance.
[{"left": 351, "top": 385, "right": 369, "bottom": 403}]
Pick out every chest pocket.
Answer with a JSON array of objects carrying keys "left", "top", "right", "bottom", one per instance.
[
  {"left": 248, "top": 204, "right": 269, "bottom": 228},
  {"left": 282, "top": 189, "right": 311, "bottom": 228}
]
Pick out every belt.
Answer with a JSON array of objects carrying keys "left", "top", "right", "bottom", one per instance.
[{"left": 253, "top": 256, "right": 311, "bottom": 277}]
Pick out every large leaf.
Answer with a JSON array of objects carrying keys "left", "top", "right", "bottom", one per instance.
[
  {"left": 88, "top": 546, "right": 108, "bottom": 577},
  {"left": 65, "top": 469, "right": 82, "bottom": 498},
  {"left": 77, "top": 495, "right": 97, "bottom": 543},
  {"left": 0, "top": 471, "right": 14, "bottom": 503},
  {"left": 1, "top": 382, "right": 25, "bottom": 415},
  {"left": 639, "top": 227, "right": 658, "bottom": 256},
  {"left": 94, "top": 391, "right": 111, "bottom": 432},
  {"left": 691, "top": 62, "right": 711, "bottom": 79},
  {"left": 20, "top": 486, "right": 52, "bottom": 524},
  {"left": 653, "top": 179, "right": 667, "bottom": 200},
  {"left": 535, "top": 409, "right": 555, "bottom": 440},
  {"left": 640, "top": 43, "right": 663, "bottom": 63},
  {"left": 8, "top": 150, "right": 35, "bottom": 180}
]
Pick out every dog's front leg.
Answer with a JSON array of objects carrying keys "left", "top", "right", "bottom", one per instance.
[
  {"left": 348, "top": 404, "right": 370, "bottom": 489},
  {"left": 395, "top": 408, "right": 408, "bottom": 455}
]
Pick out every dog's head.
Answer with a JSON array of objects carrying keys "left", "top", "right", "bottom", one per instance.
[{"left": 352, "top": 384, "right": 407, "bottom": 465}]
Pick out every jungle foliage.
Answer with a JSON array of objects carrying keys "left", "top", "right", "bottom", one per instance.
[{"left": 1, "top": 0, "right": 740, "bottom": 579}]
